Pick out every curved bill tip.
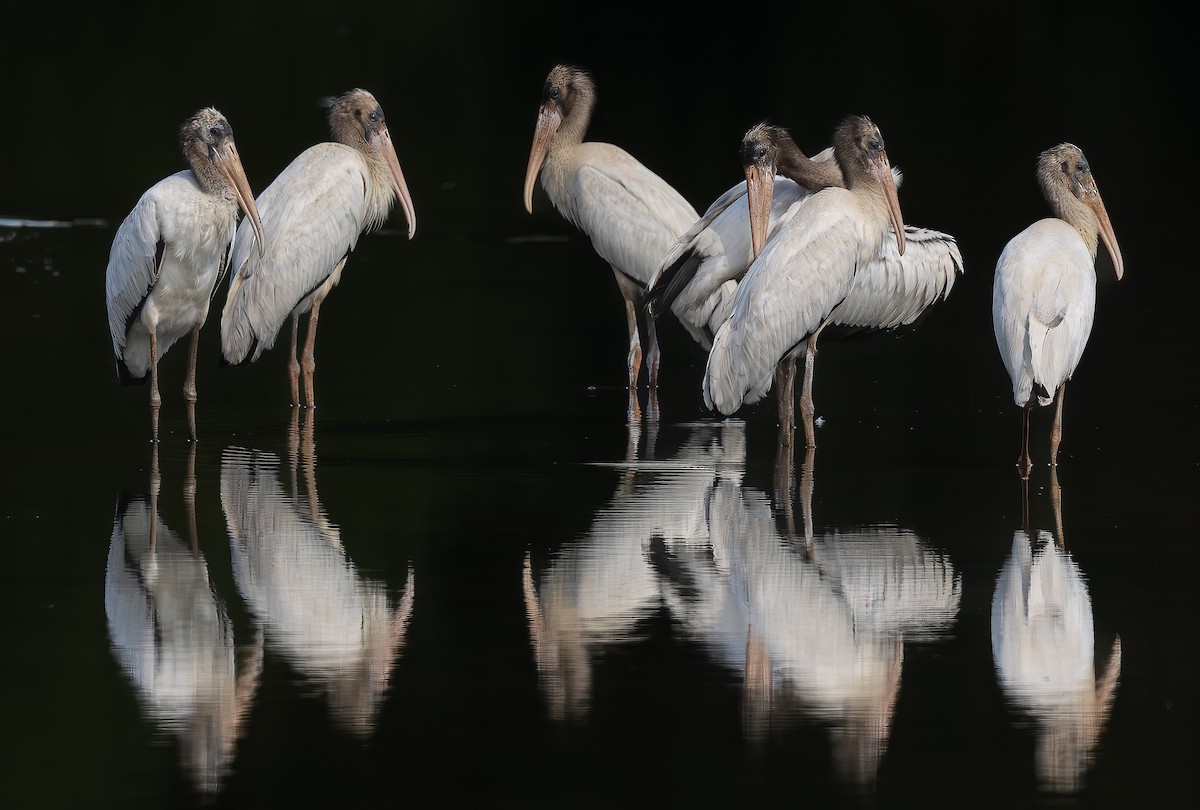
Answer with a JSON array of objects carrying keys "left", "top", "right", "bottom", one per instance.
[
  {"left": 216, "top": 144, "right": 265, "bottom": 256},
  {"left": 1092, "top": 194, "right": 1123, "bottom": 280},
  {"left": 376, "top": 128, "right": 416, "bottom": 239}
]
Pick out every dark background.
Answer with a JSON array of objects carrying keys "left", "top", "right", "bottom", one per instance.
[
  {"left": 0, "top": 6, "right": 1196, "bottom": 807},
  {"left": 0, "top": 1, "right": 1191, "bottom": 421}
]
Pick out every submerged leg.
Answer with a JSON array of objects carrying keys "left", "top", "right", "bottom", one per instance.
[
  {"left": 301, "top": 296, "right": 325, "bottom": 410},
  {"left": 613, "top": 267, "right": 643, "bottom": 392},
  {"left": 644, "top": 297, "right": 661, "bottom": 393},
  {"left": 288, "top": 312, "right": 302, "bottom": 409},
  {"left": 1050, "top": 383, "right": 1067, "bottom": 467},
  {"left": 644, "top": 303, "right": 660, "bottom": 421},
  {"left": 775, "top": 356, "right": 797, "bottom": 431},
  {"left": 799, "top": 336, "right": 820, "bottom": 449},
  {"left": 149, "top": 330, "right": 161, "bottom": 443},
  {"left": 1017, "top": 402, "right": 1033, "bottom": 477},
  {"left": 612, "top": 267, "right": 643, "bottom": 421},
  {"left": 184, "top": 322, "right": 202, "bottom": 442}
]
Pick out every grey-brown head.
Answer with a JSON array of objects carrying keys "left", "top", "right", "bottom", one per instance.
[
  {"left": 327, "top": 89, "right": 416, "bottom": 239},
  {"left": 832, "top": 114, "right": 905, "bottom": 255},
  {"left": 523, "top": 65, "right": 597, "bottom": 213},
  {"left": 178, "top": 108, "right": 264, "bottom": 255},
  {"left": 1037, "top": 142, "right": 1123, "bottom": 279}
]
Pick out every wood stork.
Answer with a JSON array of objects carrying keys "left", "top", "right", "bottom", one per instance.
[
  {"left": 644, "top": 123, "right": 842, "bottom": 352},
  {"left": 647, "top": 121, "right": 889, "bottom": 427},
  {"left": 105, "top": 108, "right": 264, "bottom": 442},
  {"left": 522, "top": 64, "right": 700, "bottom": 419},
  {"left": 704, "top": 115, "right": 961, "bottom": 448},
  {"left": 992, "top": 143, "right": 1123, "bottom": 475},
  {"left": 220, "top": 88, "right": 416, "bottom": 410}
]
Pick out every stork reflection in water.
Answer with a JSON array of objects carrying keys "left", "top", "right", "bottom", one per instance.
[
  {"left": 991, "top": 467, "right": 1122, "bottom": 792},
  {"left": 104, "top": 446, "right": 263, "bottom": 796},
  {"left": 220, "top": 417, "right": 415, "bottom": 736}
]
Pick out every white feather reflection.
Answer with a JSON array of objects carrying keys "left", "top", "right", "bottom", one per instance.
[
  {"left": 991, "top": 469, "right": 1121, "bottom": 792},
  {"left": 523, "top": 425, "right": 961, "bottom": 790},
  {"left": 695, "top": 448, "right": 962, "bottom": 786},
  {"left": 104, "top": 446, "right": 263, "bottom": 798},
  {"left": 220, "top": 417, "right": 414, "bottom": 737},
  {"left": 523, "top": 420, "right": 747, "bottom": 721}
]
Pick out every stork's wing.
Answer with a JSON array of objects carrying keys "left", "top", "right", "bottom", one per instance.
[
  {"left": 831, "top": 225, "right": 963, "bottom": 333},
  {"left": 567, "top": 144, "right": 699, "bottom": 287},
  {"left": 222, "top": 144, "right": 369, "bottom": 362},
  {"left": 104, "top": 174, "right": 190, "bottom": 353}
]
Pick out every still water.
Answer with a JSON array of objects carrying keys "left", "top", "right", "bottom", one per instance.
[{"left": 1, "top": 222, "right": 1194, "bottom": 809}]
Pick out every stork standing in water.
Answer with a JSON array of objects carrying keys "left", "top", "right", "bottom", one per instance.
[
  {"left": 660, "top": 122, "right": 959, "bottom": 445},
  {"left": 221, "top": 88, "right": 416, "bottom": 410},
  {"left": 523, "top": 64, "right": 699, "bottom": 419},
  {"left": 992, "top": 143, "right": 1123, "bottom": 476},
  {"left": 704, "top": 115, "right": 959, "bottom": 448},
  {"left": 105, "top": 107, "right": 264, "bottom": 442}
]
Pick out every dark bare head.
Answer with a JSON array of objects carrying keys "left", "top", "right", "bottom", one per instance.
[
  {"left": 1037, "top": 143, "right": 1123, "bottom": 279},
  {"left": 327, "top": 89, "right": 416, "bottom": 239},
  {"left": 523, "top": 64, "right": 598, "bottom": 213},
  {"left": 178, "top": 107, "right": 264, "bottom": 255},
  {"left": 742, "top": 121, "right": 845, "bottom": 257},
  {"left": 832, "top": 115, "right": 904, "bottom": 255}
]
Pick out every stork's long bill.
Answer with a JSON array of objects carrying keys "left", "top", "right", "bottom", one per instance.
[
  {"left": 1087, "top": 183, "right": 1124, "bottom": 280},
  {"left": 871, "top": 153, "right": 906, "bottom": 256},
  {"left": 744, "top": 161, "right": 775, "bottom": 260},
  {"left": 523, "top": 104, "right": 562, "bottom": 214},
  {"left": 372, "top": 127, "right": 417, "bottom": 239},
  {"left": 215, "top": 141, "right": 265, "bottom": 256}
]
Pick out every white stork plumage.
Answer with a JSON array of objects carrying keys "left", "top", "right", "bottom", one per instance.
[
  {"left": 105, "top": 108, "right": 264, "bottom": 442},
  {"left": 220, "top": 430, "right": 415, "bottom": 737},
  {"left": 992, "top": 143, "right": 1123, "bottom": 475},
  {"left": 522, "top": 64, "right": 700, "bottom": 418},
  {"left": 220, "top": 88, "right": 417, "bottom": 409},
  {"left": 703, "top": 115, "right": 961, "bottom": 448},
  {"left": 645, "top": 123, "right": 843, "bottom": 353}
]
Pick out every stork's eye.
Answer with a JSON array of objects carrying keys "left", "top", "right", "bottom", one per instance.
[
  {"left": 550, "top": 87, "right": 561, "bottom": 100},
  {"left": 209, "top": 127, "right": 222, "bottom": 139}
]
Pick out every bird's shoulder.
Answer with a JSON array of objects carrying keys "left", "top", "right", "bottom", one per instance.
[{"left": 259, "top": 143, "right": 363, "bottom": 202}]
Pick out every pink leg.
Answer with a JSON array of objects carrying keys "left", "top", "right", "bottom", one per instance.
[
  {"left": 184, "top": 322, "right": 201, "bottom": 442},
  {"left": 288, "top": 313, "right": 301, "bottom": 409},
  {"left": 301, "top": 298, "right": 323, "bottom": 410},
  {"left": 1050, "top": 383, "right": 1066, "bottom": 467},
  {"left": 149, "top": 330, "right": 161, "bottom": 443},
  {"left": 1017, "top": 402, "right": 1033, "bottom": 478}
]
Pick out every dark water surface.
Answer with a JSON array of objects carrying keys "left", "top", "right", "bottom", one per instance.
[{"left": 1, "top": 221, "right": 1195, "bottom": 809}]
